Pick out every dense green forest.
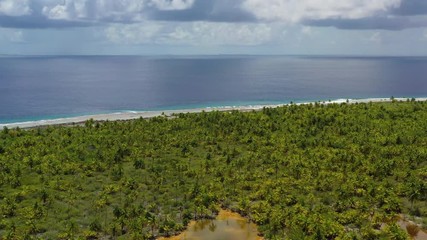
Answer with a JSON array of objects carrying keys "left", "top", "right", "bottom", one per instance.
[{"left": 1, "top": 100, "right": 426, "bottom": 239}]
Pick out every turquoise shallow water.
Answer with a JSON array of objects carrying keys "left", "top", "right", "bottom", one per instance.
[
  {"left": 1, "top": 55, "right": 426, "bottom": 124},
  {"left": 0, "top": 100, "right": 290, "bottom": 124}
]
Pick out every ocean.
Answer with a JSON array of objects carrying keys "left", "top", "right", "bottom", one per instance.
[{"left": 1, "top": 55, "right": 426, "bottom": 123}]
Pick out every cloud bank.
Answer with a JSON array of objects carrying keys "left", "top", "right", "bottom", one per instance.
[
  {"left": 0, "top": 0, "right": 31, "bottom": 16},
  {"left": 0, "top": 0, "right": 427, "bottom": 30},
  {"left": 242, "top": 0, "right": 401, "bottom": 22},
  {"left": 105, "top": 21, "right": 273, "bottom": 46}
]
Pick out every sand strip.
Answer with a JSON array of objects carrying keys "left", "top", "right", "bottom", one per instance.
[{"left": 1, "top": 97, "right": 426, "bottom": 129}]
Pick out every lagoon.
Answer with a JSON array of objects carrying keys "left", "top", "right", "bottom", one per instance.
[{"left": 158, "top": 210, "right": 263, "bottom": 240}]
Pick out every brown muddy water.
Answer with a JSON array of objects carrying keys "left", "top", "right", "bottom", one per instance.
[
  {"left": 159, "top": 211, "right": 427, "bottom": 240},
  {"left": 158, "top": 210, "right": 263, "bottom": 240}
]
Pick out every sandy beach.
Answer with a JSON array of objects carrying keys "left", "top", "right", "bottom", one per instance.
[{"left": 1, "top": 97, "right": 426, "bottom": 129}]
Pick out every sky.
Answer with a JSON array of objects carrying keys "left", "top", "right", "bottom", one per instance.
[{"left": 0, "top": 0, "right": 427, "bottom": 55}]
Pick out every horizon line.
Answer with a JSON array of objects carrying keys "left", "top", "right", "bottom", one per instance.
[{"left": 1, "top": 53, "right": 427, "bottom": 58}]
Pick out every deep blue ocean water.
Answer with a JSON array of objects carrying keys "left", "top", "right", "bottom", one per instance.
[{"left": 1, "top": 55, "right": 427, "bottom": 123}]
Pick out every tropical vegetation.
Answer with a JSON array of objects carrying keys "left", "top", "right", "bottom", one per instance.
[{"left": 0, "top": 100, "right": 426, "bottom": 239}]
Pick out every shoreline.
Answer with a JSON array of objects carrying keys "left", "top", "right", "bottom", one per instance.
[{"left": 1, "top": 97, "right": 426, "bottom": 129}]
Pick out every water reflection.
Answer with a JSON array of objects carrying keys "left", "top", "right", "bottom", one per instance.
[{"left": 159, "top": 210, "right": 262, "bottom": 240}]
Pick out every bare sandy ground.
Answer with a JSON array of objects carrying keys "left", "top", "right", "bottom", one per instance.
[{"left": 1, "top": 97, "right": 426, "bottom": 129}]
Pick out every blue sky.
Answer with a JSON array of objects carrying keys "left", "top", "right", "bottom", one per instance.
[{"left": 0, "top": 0, "right": 427, "bottom": 55}]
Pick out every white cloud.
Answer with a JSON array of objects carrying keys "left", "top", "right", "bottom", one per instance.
[
  {"left": 105, "top": 22, "right": 163, "bottom": 44},
  {"left": 368, "top": 32, "right": 382, "bottom": 43},
  {"left": 42, "top": 0, "right": 147, "bottom": 21},
  {"left": 0, "top": 0, "right": 31, "bottom": 16},
  {"left": 301, "top": 26, "right": 313, "bottom": 35},
  {"left": 242, "top": 0, "right": 402, "bottom": 23},
  {"left": 41, "top": 0, "right": 195, "bottom": 22},
  {"left": 0, "top": 28, "right": 25, "bottom": 42},
  {"left": 150, "top": 0, "right": 195, "bottom": 11},
  {"left": 165, "top": 22, "right": 272, "bottom": 46},
  {"left": 42, "top": 0, "right": 75, "bottom": 20},
  {"left": 8, "top": 30, "right": 24, "bottom": 42},
  {"left": 104, "top": 21, "right": 273, "bottom": 46},
  {"left": 87, "top": 0, "right": 146, "bottom": 20}
]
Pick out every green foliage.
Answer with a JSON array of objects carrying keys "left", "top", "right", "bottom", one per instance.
[
  {"left": 0, "top": 101, "right": 426, "bottom": 239},
  {"left": 386, "top": 224, "right": 410, "bottom": 240}
]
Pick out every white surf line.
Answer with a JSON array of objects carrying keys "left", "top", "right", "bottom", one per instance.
[{"left": 1, "top": 97, "right": 426, "bottom": 129}]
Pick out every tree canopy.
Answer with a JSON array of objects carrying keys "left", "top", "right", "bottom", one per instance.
[{"left": 0, "top": 101, "right": 426, "bottom": 239}]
